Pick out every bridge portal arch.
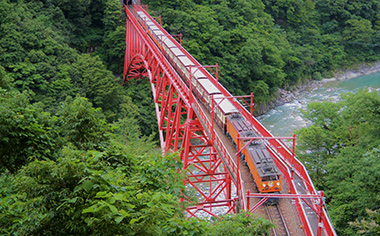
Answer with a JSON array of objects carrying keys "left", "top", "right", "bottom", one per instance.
[{"left": 123, "top": 54, "right": 151, "bottom": 83}]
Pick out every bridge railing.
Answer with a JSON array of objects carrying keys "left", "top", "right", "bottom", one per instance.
[{"left": 223, "top": 90, "right": 336, "bottom": 235}]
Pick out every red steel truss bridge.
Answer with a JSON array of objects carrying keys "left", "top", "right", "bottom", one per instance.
[{"left": 123, "top": 1, "right": 336, "bottom": 235}]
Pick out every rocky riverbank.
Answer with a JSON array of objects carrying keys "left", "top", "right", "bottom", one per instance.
[{"left": 255, "top": 62, "right": 380, "bottom": 116}]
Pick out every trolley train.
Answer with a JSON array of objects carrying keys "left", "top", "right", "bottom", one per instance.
[{"left": 131, "top": 6, "right": 282, "bottom": 195}]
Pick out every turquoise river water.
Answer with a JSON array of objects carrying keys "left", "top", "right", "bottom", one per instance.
[{"left": 257, "top": 72, "right": 380, "bottom": 137}]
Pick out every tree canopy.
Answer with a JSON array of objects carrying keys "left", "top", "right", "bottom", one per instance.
[
  {"left": 1, "top": 0, "right": 379, "bottom": 234},
  {"left": 296, "top": 90, "right": 380, "bottom": 235}
]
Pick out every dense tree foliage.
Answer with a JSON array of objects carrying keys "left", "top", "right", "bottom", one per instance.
[
  {"left": 0, "top": 79, "right": 274, "bottom": 235},
  {"left": 1, "top": 0, "right": 379, "bottom": 234},
  {"left": 142, "top": 0, "right": 380, "bottom": 107},
  {"left": 296, "top": 90, "right": 380, "bottom": 235},
  {"left": 0, "top": 70, "right": 58, "bottom": 174},
  {"left": 0, "top": 0, "right": 129, "bottom": 122}
]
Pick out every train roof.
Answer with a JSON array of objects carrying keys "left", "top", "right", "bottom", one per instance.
[
  {"left": 152, "top": 29, "right": 165, "bottom": 37},
  {"left": 227, "top": 113, "right": 280, "bottom": 177},
  {"left": 137, "top": 13, "right": 162, "bottom": 34},
  {"left": 145, "top": 20, "right": 155, "bottom": 26},
  {"left": 136, "top": 11, "right": 144, "bottom": 17},
  {"left": 148, "top": 24, "right": 160, "bottom": 31},
  {"left": 136, "top": 11, "right": 181, "bottom": 51},
  {"left": 227, "top": 113, "right": 253, "bottom": 133},
  {"left": 192, "top": 69, "right": 207, "bottom": 79},
  {"left": 214, "top": 94, "right": 238, "bottom": 115},
  {"left": 171, "top": 48, "right": 185, "bottom": 57},
  {"left": 178, "top": 56, "right": 195, "bottom": 68},
  {"left": 136, "top": 11, "right": 150, "bottom": 22},
  {"left": 245, "top": 146, "right": 281, "bottom": 177},
  {"left": 136, "top": 11, "right": 147, "bottom": 18},
  {"left": 197, "top": 79, "right": 221, "bottom": 95},
  {"left": 162, "top": 38, "right": 177, "bottom": 48}
]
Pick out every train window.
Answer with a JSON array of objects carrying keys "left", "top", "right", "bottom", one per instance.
[
  {"left": 262, "top": 175, "right": 279, "bottom": 182},
  {"left": 262, "top": 176, "right": 269, "bottom": 182}
]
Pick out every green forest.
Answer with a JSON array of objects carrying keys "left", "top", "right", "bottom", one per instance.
[
  {"left": 296, "top": 91, "right": 380, "bottom": 235},
  {"left": 0, "top": 0, "right": 379, "bottom": 235}
]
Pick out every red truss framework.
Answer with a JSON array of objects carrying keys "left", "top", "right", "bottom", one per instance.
[
  {"left": 123, "top": 4, "right": 237, "bottom": 217},
  {"left": 123, "top": 3, "right": 337, "bottom": 235}
]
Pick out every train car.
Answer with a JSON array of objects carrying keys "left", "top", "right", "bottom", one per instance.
[
  {"left": 194, "top": 78, "right": 220, "bottom": 105},
  {"left": 136, "top": 9, "right": 210, "bottom": 89},
  {"left": 135, "top": 11, "right": 163, "bottom": 51},
  {"left": 226, "top": 113, "right": 281, "bottom": 194},
  {"left": 213, "top": 95, "right": 238, "bottom": 132},
  {"left": 193, "top": 78, "right": 238, "bottom": 129},
  {"left": 137, "top": 10, "right": 209, "bottom": 87},
  {"left": 136, "top": 9, "right": 239, "bottom": 132}
]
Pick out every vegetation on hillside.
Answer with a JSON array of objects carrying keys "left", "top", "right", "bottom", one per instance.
[
  {"left": 0, "top": 0, "right": 157, "bottom": 136},
  {"left": 0, "top": 0, "right": 379, "bottom": 234},
  {"left": 296, "top": 90, "right": 380, "bottom": 235}
]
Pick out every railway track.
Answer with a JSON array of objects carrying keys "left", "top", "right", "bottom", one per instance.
[{"left": 266, "top": 204, "right": 290, "bottom": 236}]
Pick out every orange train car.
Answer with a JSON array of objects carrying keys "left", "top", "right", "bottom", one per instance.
[{"left": 226, "top": 113, "right": 281, "bottom": 193}]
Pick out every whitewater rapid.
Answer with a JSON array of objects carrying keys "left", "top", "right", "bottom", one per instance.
[{"left": 258, "top": 72, "right": 380, "bottom": 137}]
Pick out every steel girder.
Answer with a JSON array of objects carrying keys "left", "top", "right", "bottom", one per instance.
[{"left": 123, "top": 5, "right": 236, "bottom": 217}]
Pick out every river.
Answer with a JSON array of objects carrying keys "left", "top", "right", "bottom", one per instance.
[{"left": 257, "top": 72, "right": 380, "bottom": 137}]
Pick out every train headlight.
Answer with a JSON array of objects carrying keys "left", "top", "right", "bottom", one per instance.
[
  {"left": 269, "top": 181, "right": 274, "bottom": 187},
  {"left": 277, "top": 182, "right": 280, "bottom": 186},
  {"left": 262, "top": 184, "right": 266, "bottom": 188}
]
